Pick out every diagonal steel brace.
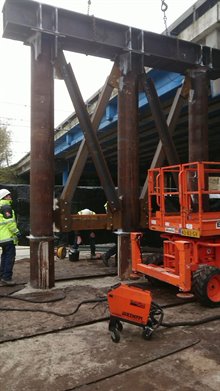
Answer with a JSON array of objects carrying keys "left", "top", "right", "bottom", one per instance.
[{"left": 140, "top": 76, "right": 190, "bottom": 202}]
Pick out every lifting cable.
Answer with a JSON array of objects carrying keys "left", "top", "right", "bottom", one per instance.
[
  {"left": 161, "top": 0, "right": 169, "bottom": 36},
  {"left": 87, "top": 0, "right": 91, "bottom": 15},
  {"left": 87, "top": 0, "right": 97, "bottom": 37}
]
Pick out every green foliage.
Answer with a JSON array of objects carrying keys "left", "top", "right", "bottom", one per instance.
[
  {"left": 0, "top": 123, "right": 12, "bottom": 167},
  {"left": 0, "top": 166, "right": 19, "bottom": 183}
]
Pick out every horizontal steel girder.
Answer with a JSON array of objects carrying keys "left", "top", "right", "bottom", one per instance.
[{"left": 3, "top": 0, "right": 220, "bottom": 79}]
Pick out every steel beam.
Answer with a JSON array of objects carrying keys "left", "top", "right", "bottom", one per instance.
[
  {"left": 69, "top": 213, "right": 120, "bottom": 231},
  {"left": 70, "top": 214, "right": 108, "bottom": 231},
  {"left": 29, "top": 34, "right": 54, "bottom": 289},
  {"left": 3, "top": 0, "right": 220, "bottom": 79}
]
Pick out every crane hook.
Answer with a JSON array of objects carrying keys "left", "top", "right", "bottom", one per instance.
[
  {"left": 161, "top": 1, "right": 169, "bottom": 36},
  {"left": 161, "top": 1, "right": 168, "bottom": 13}
]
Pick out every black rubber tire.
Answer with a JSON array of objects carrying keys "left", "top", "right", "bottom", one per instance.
[
  {"left": 142, "top": 327, "right": 152, "bottom": 340},
  {"left": 192, "top": 265, "right": 220, "bottom": 307},
  {"left": 143, "top": 253, "right": 163, "bottom": 266},
  {"left": 146, "top": 276, "right": 164, "bottom": 287},
  {"left": 143, "top": 253, "right": 164, "bottom": 286},
  {"left": 110, "top": 328, "right": 120, "bottom": 343},
  {"left": 115, "top": 320, "right": 123, "bottom": 332}
]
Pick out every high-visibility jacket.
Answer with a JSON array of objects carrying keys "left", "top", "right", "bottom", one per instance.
[{"left": 0, "top": 199, "right": 19, "bottom": 245}]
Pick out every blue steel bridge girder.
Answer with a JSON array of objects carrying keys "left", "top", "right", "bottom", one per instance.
[{"left": 54, "top": 70, "right": 184, "bottom": 159}]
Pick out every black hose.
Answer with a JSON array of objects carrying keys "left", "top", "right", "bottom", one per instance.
[
  {"left": 64, "top": 339, "right": 201, "bottom": 391},
  {"left": 0, "top": 292, "right": 66, "bottom": 304},
  {"left": 161, "top": 314, "right": 220, "bottom": 328},
  {"left": 0, "top": 316, "right": 110, "bottom": 345},
  {"left": 1, "top": 291, "right": 219, "bottom": 328},
  {"left": 161, "top": 300, "right": 195, "bottom": 309},
  {"left": 67, "top": 297, "right": 107, "bottom": 316},
  {"left": 0, "top": 297, "right": 108, "bottom": 317}
]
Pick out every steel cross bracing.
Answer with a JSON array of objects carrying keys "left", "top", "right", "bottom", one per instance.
[{"left": 3, "top": 0, "right": 220, "bottom": 79}]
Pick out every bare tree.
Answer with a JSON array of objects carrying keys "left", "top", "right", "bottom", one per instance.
[{"left": 0, "top": 123, "right": 12, "bottom": 167}]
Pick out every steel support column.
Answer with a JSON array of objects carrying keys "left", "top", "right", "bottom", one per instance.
[
  {"left": 188, "top": 69, "right": 209, "bottom": 162},
  {"left": 118, "top": 57, "right": 140, "bottom": 279},
  {"left": 30, "top": 34, "right": 55, "bottom": 289}
]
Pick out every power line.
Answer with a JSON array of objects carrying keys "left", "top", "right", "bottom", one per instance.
[
  {"left": 0, "top": 100, "right": 72, "bottom": 113},
  {"left": 0, "top": 116, "right": 30, "bottom": 122},
  {"left": 11, "top": 140, "right": 30, "bottom": 144},
  {"left": 0, "top": 100, "right": 30, "bottom": 107},
  {"left": 0, "top": 123, "right": 31, "bottom": 129}
]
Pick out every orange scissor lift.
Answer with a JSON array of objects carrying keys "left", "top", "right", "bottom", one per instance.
[{"left": 132, "top": 161, "right": 220, "bottom": 307}]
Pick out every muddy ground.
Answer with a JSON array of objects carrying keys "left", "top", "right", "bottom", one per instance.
[{"left": 0, "top": 249, "right": 219, "bottom": 390}]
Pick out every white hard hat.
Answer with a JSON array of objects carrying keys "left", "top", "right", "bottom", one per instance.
[
  {"left": 0, "top": 189, "right": 11, "bottom": 200},
  {"left": 78, "top": 208, "right": 95, "bottom": 215}
]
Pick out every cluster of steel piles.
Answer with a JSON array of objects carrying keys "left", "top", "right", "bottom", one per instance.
[{"left": 2, "top": 0, "right": 220, "bottom": 288}]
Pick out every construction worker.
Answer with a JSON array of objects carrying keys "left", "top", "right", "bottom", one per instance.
[
  {"left": 0, "top": 189, "right": 20, "bottom": 285},
  {"left": 76, "top": 208, "right": 96, "bottom": 259},
  {"left": 101, "top": 243, "right": 117, "bottom": 267},
  {"left": 101, "top": 202, "right": 117, "bottom": 266}
]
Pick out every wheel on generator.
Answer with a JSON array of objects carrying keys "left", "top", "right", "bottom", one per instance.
[
  {"left": 192, "top": 265, "right": 220, "bottom": 307},
  {"left": 110, "top": 328, "right": 120, "bottom": 343},
  {"left": 115, "top": 320, "right": 123, "bottom": 332},
  {"left": 109, "top": 317, "right": 122, "bottom": 343},
  {"left": 142, "top": 326, "right": 153, "bottom": 340}
]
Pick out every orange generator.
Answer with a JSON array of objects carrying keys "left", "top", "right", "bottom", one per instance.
[
  {"left": 107, "top": 283, "right": 163, "bottom": 343},
  {"left": 132, "top": 162, "right": 220, "bottom": 307}
]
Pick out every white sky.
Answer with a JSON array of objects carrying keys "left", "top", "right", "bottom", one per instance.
[{"left": 0, "top": 0, "right": 197, "bottom": 164}]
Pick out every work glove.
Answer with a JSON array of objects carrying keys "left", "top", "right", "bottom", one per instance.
[
  {"left": 12, "top": 232, "right": 19, "bottom": 245},
  {"left": 14, "top": 231, "right": 22, "bottom": 244},
  {"left": 16, "top": 231, "right": 22, "bottom": 238}
]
